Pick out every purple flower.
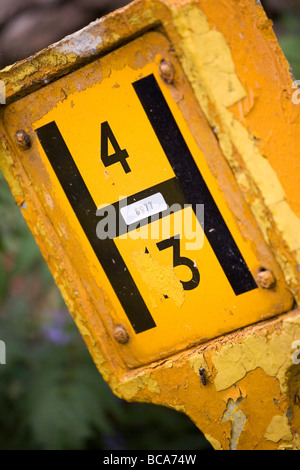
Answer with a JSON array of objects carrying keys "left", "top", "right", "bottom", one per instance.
[{"left": 41, "top": 310, "right": 71, "bottom": 345}]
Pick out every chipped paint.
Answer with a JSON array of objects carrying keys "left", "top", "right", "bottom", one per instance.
[
  {"left": 1, "top": 50, "right": 77, "bottom": 97},
  {"left": 133, "top": 251, "right": 185, "bottom": 308},
  {"left": 172, "top": 8, "right": 246, "bottom": 108},
  {"left": 171, "top": 3, "right": 300, "bottom": 296},
  {"left": 204, "top": 434, "right": 223, "bottom": 451},
  {"left": 264, "top": 415, "right": 293, "bottom": 443},
  {"left": 105, "top": 310, "right": 300, "bottom": 449},
  {"left": 222, "top": 398, "right": 246, "bottom": 450},
  {"left": 112, "top": 373, "right": 160, "bottom": 401},
  {"left": 189, "top": 353, "right": 210, "bottom": 379},
  {"left": 0, "top": 137, "right": 24, "bottom": 198},
  {"left": 56, "top": 31, "right": 103, "bottom": 57},
  {"left": 212, "top": 315, "right": 300, "bottom": 392}
]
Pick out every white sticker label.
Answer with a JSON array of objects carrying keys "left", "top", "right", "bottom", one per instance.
[{"left": 120, "top": 193, "right": 168, "bottom": 225}]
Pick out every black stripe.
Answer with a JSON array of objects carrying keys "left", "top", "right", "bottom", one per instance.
[
  {"left": 133, "top": 74, "right": 257, "bottom": 296},
  {"left": 35, "top": 122, "right": 156, "bottom": 334},
  {"left": 97, "top": 177, "right": 188, "bottom": 237},
  {"left": 35, "top": 75, "right": 257, "bottom": 338}
]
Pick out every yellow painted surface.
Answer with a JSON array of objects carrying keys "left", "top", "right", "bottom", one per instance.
[
  {"left": 264, "top": 415, "right": 293, "bottom": 443},
  {"left": 2, "top": 31, "right": 293, "bottom": 368},
  {"left": 171, "top": 0, "right": 300, "bottom": 300},
  {"left": 0, "top": 0, "right": 300, "bottom": 450}
]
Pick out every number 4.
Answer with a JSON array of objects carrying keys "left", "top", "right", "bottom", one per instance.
[{"left": 101, "top": 121, "right": 131, "bottom": 174}]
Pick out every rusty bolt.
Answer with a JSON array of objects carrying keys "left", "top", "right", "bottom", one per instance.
[
  {"left": 256, "top": 268, "right": 276, "bottom": 289},
  {"left": 113, "top": 325, "right": 130, "bottom": 345},
  {"left": 159, "top": 60, "right": 175, "bottom": 84},
  {"left": 15, "top": 130, "right": 31, "bottom": 150}
]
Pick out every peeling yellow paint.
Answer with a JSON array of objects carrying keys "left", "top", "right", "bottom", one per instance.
[
  {"left": 88, "top": 344, "right": 113, "bottom": 383},
  {"left": 166, "top": 360, "right": 173, "bottom": 368},
  {"left": 277, "top": 443, "right": 296, "bottom": 450},
  {"left": 113, "top": 376, "right": 144, "bottom": 401},
  {"left": 171, "top": 3, "right": 300, "bottom": 295},
  {"left": 142, "top": 8, "right": 155, "bottom": 22},
  {"left": 173, "top": 404, "right": 186, "bottom": 413},
  {"left": 2, "top": 52, "right": 76, "bottom": 89},
  {"left": 212, "top": 344, "right": 250, "bottom": 391},
  {"left": 222, "top": 398, "right": 246, "bottom": 450},
  {"left": 173, "top": 8, "right": 246, "bottom": 108},
  {"left": 112, "top": 373, "right": 160, "bottom": 401},
  {"left": 128, "top": 13, "right": 142, "bottom": 26},
  {"left": 212, "top": 315, "right": 300, "bottom": 392},
  {"left": 248, "top": 198, "right": 273, "bottom": 242},
  {"left": 133, "top": 251, "right": 184, "bottom": 307},
  {"left": 264, "top": 415, "right": 293, "bottom": 443},
  {"left": 286, "top": 434, "right": 300, "bottom": 450},
  {"left": 0, "top": 137, "right": 24, "bottom": 198},
  {"left": 204, "top": 434, "right": 223, "bottom": 450},
  {"left": 142, "top": 374, "right": 161, "bottom": 394},
  {"left": 189, "top": 353, "right": 210, "bottom": 378}
]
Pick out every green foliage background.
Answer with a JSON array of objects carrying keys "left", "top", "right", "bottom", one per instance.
[
  {"left": 277, "top": 13, "right": 300, "bottom": 78},
  {"left": 0, "top": 2, "right": 300, "bottom": 451}
]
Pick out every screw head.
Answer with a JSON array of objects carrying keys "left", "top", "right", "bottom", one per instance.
[
  {"left": 15, "top": 130, "right": 31, "bottom": 150},
  {"left": 256, "top": 268, "right": 276, "bottom": 289},
  {"left": 159, "top": 60, "right": 175, "bottom": 84},
  {"left": 113, "top": 325, "right": 130, "bottom": 345}
]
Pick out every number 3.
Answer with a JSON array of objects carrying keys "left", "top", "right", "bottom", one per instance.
[{"left": 156, "top": 235, "right": 200, "bottom": 291}]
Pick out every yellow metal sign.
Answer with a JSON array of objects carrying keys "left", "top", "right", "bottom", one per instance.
[{"left": 2, "top": 31, "right": 293, "bottom": 367}]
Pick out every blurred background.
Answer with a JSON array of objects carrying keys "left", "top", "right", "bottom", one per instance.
[{"left": 0, "top": 0, "right": 299, "bottom": 451}]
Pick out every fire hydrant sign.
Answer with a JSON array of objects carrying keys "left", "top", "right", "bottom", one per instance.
[{"left": 3, "top": 32, "right": 293, "bottom": 367}]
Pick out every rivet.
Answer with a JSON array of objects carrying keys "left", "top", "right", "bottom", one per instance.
[
  {"left": 15, "top": 130, "right": 31, "bottom": 150},
  {"left": 256, "top": 268, "right": 276, "bottom": 289},
  {"left": 113, "top": 325, "right": 130, "bottom": 345},
  {"left": 159, "top": 60, "right": 175, "bottom": 84}
]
